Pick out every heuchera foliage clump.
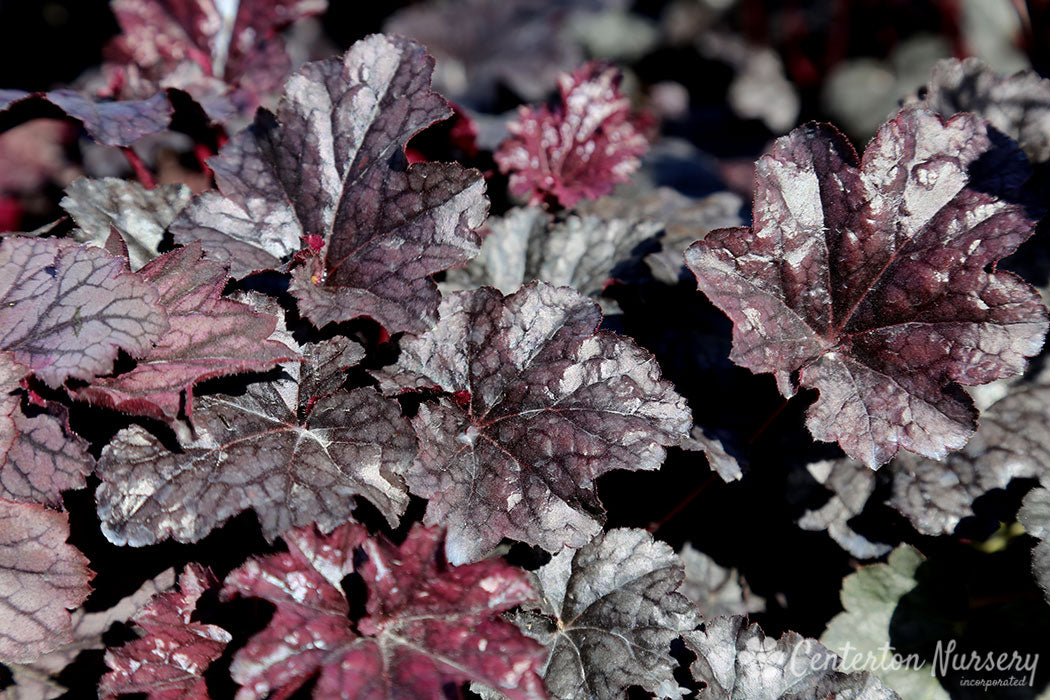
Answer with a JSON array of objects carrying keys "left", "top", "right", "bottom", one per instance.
[{"left": 2, "top": 2, "right": 1050, "bottom": 698}]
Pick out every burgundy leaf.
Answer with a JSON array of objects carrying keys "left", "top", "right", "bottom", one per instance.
[
  {"left": 100, "top": 563, "right": 230, "bottom": 700},
  {"left": 61, "top": 177, "right": 192, "bottom": 270},
  {"left": 379, "top": 281, "right": 691, "bottom": 564},
  {"left": 495, "top": 62, "right": 649, "bottom": 208},
  {"left": 505, "top": 528, "right": 699, "bottom": 699},
  {"left": 685, "top": 108, "right": 1048, "bottom": 467},
  {"left": 0, "top": 236, "right": 168, "bottom": 388},
  {"left": 0, "top": 90, "right": 173, "bottom": 147},
  {"left": 0, "top": 499, "right": 93, "bottom": 664},
  {"left": 222, "top": 523, "right": 547, "bottom": 700},
  {"left": 1, "top": 410, "right": 93, "bottom": 508},
  {"left": 103, "top": 0, "right": 326, "bottom": 120},
  {"left": 96, "top": 343, "right": 414, "bottom": 545},
  {"left": 78, "top": 243, "right": 298, "bottom": 423}
]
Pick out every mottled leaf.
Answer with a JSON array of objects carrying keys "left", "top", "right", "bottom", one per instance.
[
  {"left": 821, "top": 546, "right": 949, "bottom": 700},
  {"left": 381, "top": 282, "right": 691, "bottom": 564},
  {"left": 508, "top": 528, "right": 699, "bottom": 699},
  {"left": 687, "top": 616, "right": 901, "bottom": 700},
  {"left": 78, "top": 243, "right": 298, "bottom": 423},
  {"left": 0, "top": 90, "right": 173, "bottom": 147},
  {"left": 103, "top": 0, "right": 326, "bottom": 120},
  {"left": 96, "top": 344, "right": 414, "bottom": 545},
  {"left": 222, "top": 523, "right": 547, "bottom": 700},
  {"left": 921, "top": 57, "right": 1050, "bottom": 165},
  {"left": 61, "top": 178, "right": 192, "bottom": 270},
  {"left": 0, "top": 500, "right": 93, "bottom": 664},
  {"left": 681, "top": 425, "right": 743, "bottom": 483},
  {"left": 496, "top": 62, "right": 649, "bottom": 207},
  {"left": 442, "top": 205, "right": 660, "bottom": 299},
  {"left": 685, "top": 108, "right": 1047, "bottom": 467},
  {"left": 798, "top": 459, "right": 889, "bottom": 559},
  {"left": 171, "top": 34, "right": 487, "bottom": 334},
  {"left": 0, "top": 236, "right": 168, "bottom": 388},
  {"left": 100, "top": 563, "right": 230, "bottom": 700},
  {"left": 1019, "top": 486, "right": 1050, "bottom": 605},
  {"left": 678, "top": 543, "right": 765, "bottom": 619}
]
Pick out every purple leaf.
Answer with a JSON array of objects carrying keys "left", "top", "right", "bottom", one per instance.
[
  {"left": 1, "top": 409, "right": 93, "bottom": 508},
  {"left": 0, "top": 89, "right": 173, "bottom": 147},
  {"left": 222, "top": 523, "right": 547, "bottom": 700},
  {"left": 170, "top": 34, "right": 488, "bottom": 333},
  {"left": 685, "top": 108, "right": 1048, "bottom": 467},
  {"left": 100, "top": 563, "right": 230, "bottom": 700},
  {"left": 103, "top": 0, "right": 327, "bottom": 120},
  {"left": 61, "top": 177, "right": 192, "bottom": 271},
  {"left": 495, "top": 62, "right": 649, "bottom": 207},
  {"left": 0, "top": 237, "right": 168, "bottom": 388},
  {"left": 506, "top": 528, "right": 699, "bottom": 699},
  {"left": 0, "top": 499, "right": 93, "bottom": 664},
  {"left": 96, "top": 342, "right": 415, "bottom": 544},
  {"left": 379, "top": 281, "right": 691, "bottom": 564},
  {"left": 77, "top": 243, "right": 298, "bottom": 423}
]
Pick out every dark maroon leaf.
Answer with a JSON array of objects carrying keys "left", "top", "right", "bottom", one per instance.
[
  {"left": 495, "top": 62, "right": 649, "bottom": 208},
  {"left": 0, "top": 236, "right": 168, "bottom": 388},
  {"left": 685, "top": 108, "right": 1048, "bottom": 467},
  {"left": 379, "top": 281, "right": 691, "bottom": 563},
  {"left": 96, "top": 343, "right": 414, "bottom": 545},
  {"left": 100, "top": 563, "right": 230, "bottom": 700},
  {"left": 222, "top": 523, "right": 547, "bottom": 700},
  {"left": 0, "top": 499, "right": 93, "bottom": 664},
  {"left": 170, "top": 34, "right": 488, "bottom": 333},
  {"left": 61, "top": 178, "right": 192, "bottom": 271},
  {"left": 103, "top": 0, "right": 327, "bottom": 121},
  {"left": 78, "top": 243, "right": 298, "bottom": 423},
  {"left": 0, "top": 89, "right": 173, "bottom": 147},
  {"left": 504, "top": 528, "right": 699, "bottom": 699},
  {"left": 686, "top": 616, "right": 901, "bottom": 699}
]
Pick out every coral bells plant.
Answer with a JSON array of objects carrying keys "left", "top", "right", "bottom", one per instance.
[{"left": 3, "top": 1, "right": 1050, "bottom": 698}]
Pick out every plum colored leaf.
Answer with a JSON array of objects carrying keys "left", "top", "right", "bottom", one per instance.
[
  {"left": 222, "top": 523, "right": 547, "bottom": 700},
  {"left": 1, "top": 409, "right": 93, "bottom": 508},
  {"left": 505, "top": 528, "right": 699, "bottom": 699},
  {"left": 685, "top": 108, "right": 1048, "bottom": 467},
  {"left": 442, "top": 205, "right": 660, "bottom": 300},
  {"left": 1019, "top": 486, "right": 1050, "bottom": 605},
  {"left": 495, "top": 62, "right": 649, "bottom": 208},
  {"left": 61, "top": 178, "right": 192, "bottom": 270},
  {"left": 381, "top": 282, "right": 691, "bottom": 564},
  {"left": 798, "top": 458, "right": 890, "bottom": 559},
  {"left": 0, "top": 90, "right": 173, "bottom": 147},
  {"left": 100, "top": 563, "right": 230, "bottom": 700},
  {"left": 103, "top": 0, "right": 327, "bottom": 120},
  {"left": 821, "top": 546, "right": 948, "bottom": 700},
  {"left": 687, "top": 616, "right": 901, "bottom": 700},
  {"left": 96, "top": 342, "right": 414, "bottom": 545},
  {"left": 77, "top": 243, "right": 298, "bottom": 423},
  {"left": 3, "top": 568, "right": 177, "bottom": 700},
  {"left": 0, "top": 500, "right": 93, "bottom": 664},
  {"left": 170, "top": 35, "right": 488, "bottom": 334},
  {"left": 678, "top": 543, "right": 765, "bottom": 620},
  {"left": 0, "top": 236, "right": 168, "bottom": 388},
  {"left": 921, "top": 57, "right": 1050, "bottom": 165}
]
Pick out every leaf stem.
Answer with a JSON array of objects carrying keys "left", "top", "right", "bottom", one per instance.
[
  {"left": 121, "top": 147, "right": 155, "bottom": 189},
  {"left": 647, "top": 473, "right": 716, "bottom": 534}
]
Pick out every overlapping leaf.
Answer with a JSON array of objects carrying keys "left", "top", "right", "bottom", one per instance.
[
  {"left": 222, "top": 523, "right": 547, "bottom": 700},
  {"left": 505, "top": 528, "right": 699, "bottom": 699},
  {"left": 495, "top": 62, "right": 649, "bottom": 207},
  {"left": 686, "top": 107, "right": 1048, "bottom": 467},
  {"left": 687, "top": 616, "right": 901, "bottom": 700},
  {"left": 103, "top": 0, "right": 327, "bottom": 120},
  {"left": 171, "top": 34, "right": 488, "bottom": 334},
  {"left": 96, "top": 336, "right": 413, "bottom": 545},
  {"left": 61, "top": 178, "right": 191, "bottom": 270},
  {"left": 0, "top": 500, "right": 93, "bottom": 664},
  {"left": 0, "top": 236, "right": 168, "bottom": 388},
  {"left": 678, "top": 543, "right": 765, "bottom": 619},
  {"left": 0, "top": 90, "right": 173, "bottom": 147},
  {"left": 100, "top": 563, "right": 230, "bottom": 700},
  {"left": 381, "top": 281, "right": 691, "bottom": 564},
  {"left": 78, "top": 243, "right": 298, "bottom": 423},
  {"left": 798, "top": 458, "right": 889, "bottom": 559}
]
